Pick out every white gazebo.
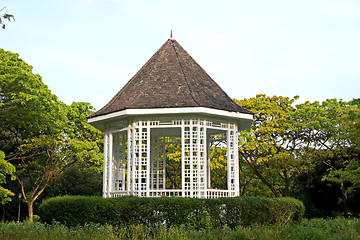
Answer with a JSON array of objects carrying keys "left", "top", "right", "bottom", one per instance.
[{"left": 88, "top": 37, "right": 253, "bottom": 198}]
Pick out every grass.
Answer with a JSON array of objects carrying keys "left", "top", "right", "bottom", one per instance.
[{"left": 0, "top": 218, "right": 359, "bottom": 240}]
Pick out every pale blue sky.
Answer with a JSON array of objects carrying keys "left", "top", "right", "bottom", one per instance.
[{"left": 2, "top": 0, "right": 360, "bottom": 110}]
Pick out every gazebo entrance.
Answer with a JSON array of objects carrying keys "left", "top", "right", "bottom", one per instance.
[{"left": 101, "top": 115, "right": 242, "bottom": 198}]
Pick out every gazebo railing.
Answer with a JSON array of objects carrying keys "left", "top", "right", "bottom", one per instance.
[
  {"left": 109, "top": 191, "right": 128, "bottom": 198},
  {"left": 206, "top": 189, "right": 230, "bottom": 198},
  {"left": 149, "top": 189, "right": 183, "bottom": 197},
  {"left": 108, "top": 189, "right": 233, "bottom": 198}
]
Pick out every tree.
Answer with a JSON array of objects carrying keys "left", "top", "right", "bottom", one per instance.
[
  {"left": 0, "top": 49, "right": 67, "bottom": 154},
  {"left": 0, "top": 151, "right": 15, "bottom": 204},
  {"left": 235, "top": 95, "right": 312, "bottom": 197},
  {"left": 8, "top": 102, "right": 102, "bottom": 221},
  {"left": 45, "top": 162, "right": 102, "bottom": 198},
  {"left": 0, "top": 6, "right": 14, "bottom": 29},
  {"left": 294, "top": 99, "right": 360, "bottom": 216},
  {"left": 1, "top": 49, "right": 102, "bottom": 221}
]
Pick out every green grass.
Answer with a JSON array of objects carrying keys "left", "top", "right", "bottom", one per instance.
[{"left": 0, "top": 218, "right": 359, "bottom": 240}]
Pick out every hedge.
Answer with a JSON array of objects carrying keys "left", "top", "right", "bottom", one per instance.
[{"left": 39, "top": 196, "right": 304, "bottom": 228}]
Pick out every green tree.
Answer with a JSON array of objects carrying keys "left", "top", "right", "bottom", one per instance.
[
  {"left": 1, "top": 49, "right": 102, "bottom": 221},
  {"left": 235, "top": 95, "right": 311, "bottom": 197},
  {"left": 8, "top": 102, "right": 102, "bottom": 221},
  {"left": 294, "top": 99, "right": 360, "bottom": 216},
  {"left": 45, "top": 162, "right": 102, "bottom": 198},
  {"left": 0, "top": 49, "right": 67, "bottom": 154},
  {"left": 0, "top": 151, "right": 15, "bottom": 204}
]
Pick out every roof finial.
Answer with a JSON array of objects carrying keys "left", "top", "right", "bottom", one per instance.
[{"left": 170, "top": 30, "right": 173, "bottom": 40}]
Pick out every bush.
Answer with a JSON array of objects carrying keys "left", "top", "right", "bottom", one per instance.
[{"left": 39, "top": 196, "right": 304, "bottom": 229}]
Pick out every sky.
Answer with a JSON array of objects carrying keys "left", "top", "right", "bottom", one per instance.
[{"left": 1, "top": 0, "right": 360, "bottom": 110}]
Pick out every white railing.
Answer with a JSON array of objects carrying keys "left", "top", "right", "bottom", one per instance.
[
  {"left": 109, "top": 191, "right": 128, "bottom": 198},
  {"left": 149, "top": 189, "right": 182, "bottom": 197},
  {"left": 108, "top": 189, "right": 233, "bottom": 198},
  {"left": 206, "top": 189, "right": 230, "bottom": 198}
]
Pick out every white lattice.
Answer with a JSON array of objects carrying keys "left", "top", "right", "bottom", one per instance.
[
  {"left": 112, "top": 132, "right": 127, "bottom": 191},
  {"left": 103, "top": 117, "right": 241, "bottom": 199},
  {"left": 227, "top": 130, "right": 236, "bottom": 195}
]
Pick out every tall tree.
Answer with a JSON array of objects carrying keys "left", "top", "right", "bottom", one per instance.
[
  {"left": 294, "top": 99, "right": 360, "bottom": 216},
  {"left": 0, "top": 49, "right": 67, "bottom": 154},
  {"left": 0, "top": 150, "right": 15, "bottom": 204},
  {"left": 1, "top": 49, "right": 102, "bottom": 221},
  {"left": 235, "top": 95, "right": 312, "bottom": 197}
]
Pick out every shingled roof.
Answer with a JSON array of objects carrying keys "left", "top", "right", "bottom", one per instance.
[{"left": 88, "top": 38, "right": 252, "bottom": 118}]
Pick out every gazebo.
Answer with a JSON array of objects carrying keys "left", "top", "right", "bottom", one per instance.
[{"left": 87, "top": 37, "right": 253, "bottom": 199}]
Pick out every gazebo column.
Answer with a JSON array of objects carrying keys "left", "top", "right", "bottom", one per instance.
[
  {"left": 103, "top": 133, "right": 109, "bottom": 198},
  {"left": 227, "top": 129, "right": 237, "bottom": 197},
  {"left": 127, "top": 127, "right": 133, "bottom": 195},
  {"left": 145, "top": 123, "right": 151, "bottom": 197},
  {"left": 181, "top": 120, "right": 207, "bottom": 198},
  {"left": 127, "top": 121, "right": 151, "bottom": 197},
  {"left": 234, "top": 131, "right": 240, "bottom": 196},
  {"left": 103, "top": 132, "right": 114, "bottom": 198},
  {"left": 108, "top": 133, "right": 113, "bottom": 195},
  {"left": 198, "top": 126, "right": 206, "bottom": 198},
  {"left": 206, "top": 132, "right": 211, "bottom": 189}
]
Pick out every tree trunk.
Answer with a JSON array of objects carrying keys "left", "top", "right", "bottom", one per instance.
[
  {"left": 340, "top": 182, "right": 349, "bottom": 218},
  {"left": 27, "top": 201, "right": 33, "bottom": 222},
  {"left": 247, "top": 163, "right": 280, "bottom": 197}
]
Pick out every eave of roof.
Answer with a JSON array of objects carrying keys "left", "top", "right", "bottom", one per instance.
[{"left": 88, "top": 106, "right": 253, "bottom": 132}]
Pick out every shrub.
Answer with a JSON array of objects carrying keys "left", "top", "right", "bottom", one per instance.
[{"left": 39, "top": 196, "right": 304, "bottom": 228}]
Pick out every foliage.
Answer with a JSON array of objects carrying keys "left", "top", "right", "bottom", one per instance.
[
  {"left": 0, "top": 49, "right": 103, "bottom": 221},
  {"left": 0, "top": 218, "right": 359, "bottom": 240},
  {"left": 234, "top": 95, "right": 360, "bottom": 217},
  {"left": 209, "top": 142, "right": 228, "bottom": 189},
  {"left": 45, "top": 162, "right": 102, "bottom": 198},
  {"left": 292, "top": 98, "right": 360, "bottom": 216},
  {"left": 235, "top": 95, "right": 311, "bottom": 197},
  {"left": 164, "top": 140, "right": 182, "bottom": 189},
  {"left": 0, "top": 221, "right": 115, "bottom": 240},
  {"left": 0, "top": 6, "right": 14, "bottom": 29},
  {"left": 152, "top": 136, "right": 229, "bottom": 190},
  {"left": 39, "top": 196, "right": 304, "bottom": 228},
  {"left": 0, "top": 49, "right": 67, "bottom": 154},
  {"left": 0, "top": 151, "right": 15, "bottom": 204}
]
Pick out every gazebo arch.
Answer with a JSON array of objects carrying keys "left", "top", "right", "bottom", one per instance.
[{"left": 87, "top": 38, "right": 253, "bottom": 198}]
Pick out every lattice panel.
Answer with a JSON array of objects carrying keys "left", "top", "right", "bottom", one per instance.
[
  {"left": 198, "top": 127, "right": 206, "bottom": 198},
  {"left": 234, "top": 131, "right": 240, "bottom": 196},
  {"left": 150, "top": 137, "right": 165, "bottom": 190},
  {"left": 181, "top": 122, "right": 207, "bottom": 198},
  {"left": 183, "top": 126, "right": 191, "bottom": 197},
  {"left": 112, "top": 132, "right": 127, "bottom": 191},
  {"left": 228, "top": 130, "right": 236, "bottom": 195}
]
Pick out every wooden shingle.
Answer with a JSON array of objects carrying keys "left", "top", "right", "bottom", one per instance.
[{"left": 89, "top": 39, "right": 252, "bottom": 118}]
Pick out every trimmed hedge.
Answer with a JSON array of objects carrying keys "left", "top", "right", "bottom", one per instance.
[{"left": 39, "top": 196, "right": 304, "bottom": 228}]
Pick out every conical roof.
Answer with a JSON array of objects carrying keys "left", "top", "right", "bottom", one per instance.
[{"left": 88, "top": 38, "right": 252, "bottom": 118}]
